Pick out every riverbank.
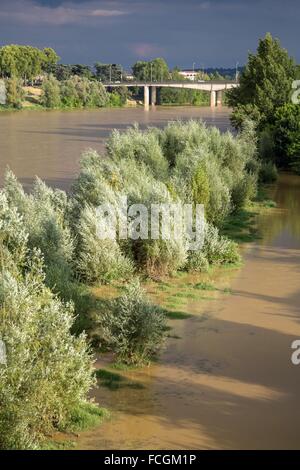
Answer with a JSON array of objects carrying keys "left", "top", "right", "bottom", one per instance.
[{"left": 71, "top": 172, "right": 300, "bottom": 450}]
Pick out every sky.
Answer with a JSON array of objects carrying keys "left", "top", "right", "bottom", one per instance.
[{"left": 0, "top": 0, "right": 299, "bottom": 69}]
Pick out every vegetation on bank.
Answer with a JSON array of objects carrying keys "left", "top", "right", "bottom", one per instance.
[{"left": 0, "top": 76, "right": 128, "bottom": 110}]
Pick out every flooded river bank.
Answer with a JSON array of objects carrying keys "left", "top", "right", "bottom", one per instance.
[{"left": 76, "top": 173, "right": 300, "bottom": 450}]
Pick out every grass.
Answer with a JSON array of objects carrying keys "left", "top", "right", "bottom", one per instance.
[
  {"left": 194, "top": 282, "right": 217, "bottom": 291},
  {"left": 165, "top": 295, "right": 186, "bottom": 306},
  {"left": 64, "top": 402, "right": 109, "bottom": 433},
  {"left": 41, "top": 439, "right": 76, "bottom": 450},
  {"left": 95, "top": 368, "right": 144, "bottom": 391},
  {"left": 164, "top": 309, "right": 192, "bottom": 320},
  {"left": 172, "top": 291, "right": 199, "bottom": 299}
]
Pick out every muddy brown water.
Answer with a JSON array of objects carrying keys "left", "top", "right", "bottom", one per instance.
[
  {"left": 0, "top": 106, "right": 231, "bottom": 191},
  {"left": 76, "top": 173, "right": 300, "bottom": 450}
]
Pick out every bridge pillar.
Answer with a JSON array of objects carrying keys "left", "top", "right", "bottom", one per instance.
[
  {"left": 144, "top": 85, "right": 150, "bottom": 107},
  {"left": 151, "top": 86, "right": 157, "bottom": 105},
  {"left": 210, "top": 90, "right": 217, "bottom": 107},
  {"left": 216, "top": 90, "right": 222, "bottom": 106}
]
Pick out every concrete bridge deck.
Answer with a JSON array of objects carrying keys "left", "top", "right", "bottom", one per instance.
[{"left": 102, "top": 80, "right": 238, "bottom": 107}]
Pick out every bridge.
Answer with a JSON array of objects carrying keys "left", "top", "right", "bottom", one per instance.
[{"left": 102, "top": 80, "right": 238, "bottom": 107}]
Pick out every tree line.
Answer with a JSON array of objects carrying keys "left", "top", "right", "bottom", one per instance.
[{"left": 0, "top": 45, "right": 59, "bottom": 81}]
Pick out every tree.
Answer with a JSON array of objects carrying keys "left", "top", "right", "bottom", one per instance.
[
  {"left": 273, "top": 103, "right": 300, "bottom": 172},
  {"left": 0, "top": 45, "right": 59, "bottom": 83},
  {"left": 228, "top": 33, "right": 296, "bottom": 129},
  {"left": 71, "top": 64, "right": 93, "bottom": 79},
  {"left": 132, "top": 58, "right": 170, "bottom": 81},
  {"left": 94, "top": 63, "right": 122, "bottom": 82},
  {"left": 42, "top": 48, "right": 60, "bottom": 74}
]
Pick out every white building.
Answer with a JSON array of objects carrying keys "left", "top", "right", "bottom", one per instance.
[{"left": 178, "top": 69, "right": 201, "bottom": 81}]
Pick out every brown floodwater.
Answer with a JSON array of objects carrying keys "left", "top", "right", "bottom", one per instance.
[
  {"left": 0, "top": 106, "right": 231, "bottom": 190},
  {"left": 76, "top": 173, "right": 300, "bottom": 450}
]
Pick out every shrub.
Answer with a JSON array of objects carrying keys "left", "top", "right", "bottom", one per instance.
[
  {"left": 107, "top": 125, "right": 169, "bottom": 180},
  {"left": 0, "top": 201, "right": 95, "bottom": 449},
  {"left": 76, "top": 205, "right": 133, "bottom": 284},
  {"left": 231, "top": 172, "right": 258, "bottom": 211},
  {"left": 159, "top": 120, "right": 208, "bottom": 167},
  {"left": 185, "top": 250, "right": 209, "bottom": 273},
  {"left": 41, "top": 75, "right": 61, "bottom": 108},
  {"left": 259, "top": 161, "right": 278, "bottom": 183},
  {"left": 60, "top": 78, "right": 79, "bottom": 107},
  {"left": 191, "top": 165, "right": 210, "bottom": 207},
  {"left": 96, "top": 281, "right": 167, "bottom": 365},
  {"left": 203, "top": 223, "right": 241, "bottom": 266},
  {"left": 5, "top": 78, "right": 24, "bottom": 109},
  {"left": 258, "top": 127, "right": 276, "bottom": 161}
]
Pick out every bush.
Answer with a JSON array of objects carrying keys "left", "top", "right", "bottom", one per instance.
[
  {"left": 60, "top": 78, "right": 80, "bottom": 107},
  {"left": 185, "top": 250, "right": 209, "bottom": 273},
  {"left": 258, "top": 127, "right": 276, "bottom": 161},
  {"left": 259, "top": 161, "right": 278, "bottom": 183},
  {"left": 96, "top": 281, "right": 167, "bottom": 365},
  {"left": 76, "top": 205, "right": 133, "bottom": 284},
  {"left": 5, "top": 78, "right": 24, "bottom": 109},
  {"left": 191, "top": 165, "right": 210, "bottom": 207},
  {"left": 107, "top": 125, "right": 169, "bottom": 180},
  {"left": 0, "top": 198, "right": 95, "bottom": 449},
  {"left": 231, "top": 172, "right": 258, "bottom": 211},
  {"left": 41, "top": 75, "right": 61, "bottom": 108},
  {"left": 203, "top": 223, "right": 241, "bottom": 266}
]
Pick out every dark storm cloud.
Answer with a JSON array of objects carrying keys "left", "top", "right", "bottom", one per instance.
[{"left": 0, "top": 0, "right": 299, "bottom": 68}]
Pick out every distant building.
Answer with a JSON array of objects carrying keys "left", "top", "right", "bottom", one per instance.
[
  {"left": 178, "top": 69, "right": 201, "bottom": 81},
  {"left": 124, "top": 72, "right": 134, "bottom": 81}
]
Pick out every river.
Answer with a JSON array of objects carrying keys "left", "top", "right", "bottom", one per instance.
[
  {"left": 76, "top": 173, "right": 300, "bottom": 450},
  {"left": 0, "top": 106, "right": 231, "bottom": 190}
]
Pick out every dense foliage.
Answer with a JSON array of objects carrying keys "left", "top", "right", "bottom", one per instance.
[
  {"left": 0, "top": 191, "right": 95, "bottom": 449},
  {"left": 0, "top": 45, "right": 59, "bottom": 81},
  {"left": 42, "top": 75, "right": 109, "bottom": 109},
  {"left": 132, "top": 58, "right": 170, "bottom": 81},
  {"left": 228, "top": 33, "right": 296, "bottom": 130},
  {"left": 273, "top": 104, "right": 300, "bottom": 173},
  {"left": 228, "top": 33, "right": 300, "bottom": 173}
]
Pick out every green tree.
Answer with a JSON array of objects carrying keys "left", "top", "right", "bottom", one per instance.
[
  {"left": 42, "top": 47, "right": 60, "bottom": 74},
  {"left": 273, "top": 103, "right": 300, "bottom": 172},
  {"left": 228, "top": 33, "right": 296, "bottom": 129},
  {"left": 132, "top": 58, "right": 170, "bottom": 81},
  {"left": 94, "top": 63, "right": 122, "bottom": 82}
]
